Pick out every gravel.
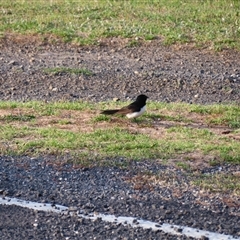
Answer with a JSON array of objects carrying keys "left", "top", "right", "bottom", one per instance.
[
  {"left": 0, "top": 155, "right": 240, "bottom": 239},
  {"left": 0, "top": 37, "right": 240, "bottom": 239},
  {"left": 0, "top": 36, "right": 240, "bottom": 103}
]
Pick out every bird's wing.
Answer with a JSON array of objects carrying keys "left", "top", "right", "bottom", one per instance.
[{"left": 117, "top": 102, "right": 140, "bottom": 114}]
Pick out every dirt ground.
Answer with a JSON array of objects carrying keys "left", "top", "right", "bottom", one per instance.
[{"left": 0, "top": 34, "right": 240, "bottom": 104}]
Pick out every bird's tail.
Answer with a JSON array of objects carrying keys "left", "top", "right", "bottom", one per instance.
[{"left": 101, "top": 109, "right": 119, "bottom": 115}]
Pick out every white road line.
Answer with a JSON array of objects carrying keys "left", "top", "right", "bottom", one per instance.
[
  {"left": 0, "top": 196, "right": 239, "bottom": 240},
  {"left": 0, "top": 196, "right": 68, "bottom": 213}
]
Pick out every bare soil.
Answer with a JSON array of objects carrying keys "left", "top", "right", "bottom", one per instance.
[{"left": 0, "top": 34, "right": 240, "bottom": 104}]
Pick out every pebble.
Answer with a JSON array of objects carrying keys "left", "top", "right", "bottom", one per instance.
[{"left": 1, "top": 40, "right": 238, "bottom": 104}]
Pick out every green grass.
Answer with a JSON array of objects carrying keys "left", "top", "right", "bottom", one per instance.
[
  {"left": 2, "top": 124, "right": 238, "bottom": 163},
  {"left": 0, "top": 100, "right": 95, "bottom": 115},
  {"left": 166, "top": 126, "right": 240, "bottom": 164},
  {"left": 190, "top": 104, "right": 240, "bottom": 128},
  {"left": 0, "top": 114, "right": 35, "bottom": 122},
  {"left": 0, "top": 0, "right": 240, "bottom": 50},
  {"left": 92, "top": 114, "right": 111, "bottom": 123},
  {"left": 0, "top": 100, "right": 239, "bottom": 164},
  {"left": 192, "top": 173, "right": 240, "bottom": 195},
  {"left": 0, "top": 100, "right": 239, "bottom": 127},
  {"left": 176, "top": 161, "right": 191, "bottom": 170},
  {"left": 157, "top": 102, "right": 240, "bottom": 128},
  {"left": 0, "top": 125, "right": 160, "bottom": 159}
]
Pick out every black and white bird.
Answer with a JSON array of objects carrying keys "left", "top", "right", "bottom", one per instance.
[{"left": 101, "top": 94, "right": 148, "bottom": 119}]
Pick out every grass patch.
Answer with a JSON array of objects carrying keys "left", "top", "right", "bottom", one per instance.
[
  {"left": 92, "top": 114, "right": 111, "bottom": 123},
  {"left": 146, "top": 112, "right": 190, "bottom": 123},
  {"left": 0, "top": 100, "right": 239, "bottom": 164},
  {"left": 0, "top": 125, "right": 160, "bottom": 159},
  {"left": 0, "top": 114, "right": 35, "bottom": 122},
  {"left": 0, "top": 100, "right": 95, "bottom": 115},
  {"left": 189, "top": 104, "right": 240, "bottom": 128},
  {"left": 150, "top": 102, "right": 240, "bottom": 129},
  {"left": 176, "top": 161, "right": 190, "bottom": 170},
  {"left": 0, "top": 0, "right": 240, "bottom": 49},
  {"left": 192, "top": 173, "right": 240, "bottom": 195},
  {"left": 44, "top": 67, "right": 93, "bottom": 76},
  {"left": 57, "top": 119, "right": 72, "bottom": 125}
]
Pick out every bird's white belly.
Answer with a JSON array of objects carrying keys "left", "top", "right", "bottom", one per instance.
[{"left": 126, "top": 106, "right": 146, "bottom": 119}]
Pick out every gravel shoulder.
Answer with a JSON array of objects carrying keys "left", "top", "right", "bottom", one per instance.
[
  {"left": 0, "top": 36, "right": 240, "bottom": 103},
  {"left": 0, "top": 156, "right": 240, "bottom": 240},
  {"left": 0, "top": 37, "right": 240, "bottom": 239}
]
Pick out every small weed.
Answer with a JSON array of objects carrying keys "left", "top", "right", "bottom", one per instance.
[
  {"left": 0, "top": 125, "right": 31, "bottom": 141},
  {"left": 145, "top": 113, "right": 163, "bottom": 120},
  {"left": 144, "top": 35, "right": 156, "bottom": 41},
  {"left": 1, "top": 114, "right": 35, "bottom": 122},
  {"left": 58, "top": 119, "right": 72, "bottom": 125},
  {"left": 127, "top": 39, "right": 140, "bottom": 47},
  {"left": 146, "top": 113, "right": 190, "bottom": 122},
  {"left": 192, "top": 173, "right": 240, "bottom": 195},
  {"left": 176, "top": 161, "right": 190, "bottom": 170},
  {"left": 92, "top": 114, "right": 111, "bottom": 123},
  {"left": 190, "top": 106, "right": 211, "bottom": 115},
  {"left": 228, "top": 120, "right": 240, "bottom": 129},
  {"left": 0, "top": 102, "right": 18, "bottom": 109},
  {"left": 220, "top": 154, "right": 240, "bottom": 164},
  {"left": 209, "top": 159, "right": 221, "bottom": 166}
]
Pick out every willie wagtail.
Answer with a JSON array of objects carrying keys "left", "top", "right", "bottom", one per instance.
[{"left": 101, "top": 94, "right": 148, "bottom": 119}]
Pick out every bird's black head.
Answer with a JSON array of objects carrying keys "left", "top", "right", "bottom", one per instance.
[{"left": 136, "top": 94, "right": 148, "bottom": 102}]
